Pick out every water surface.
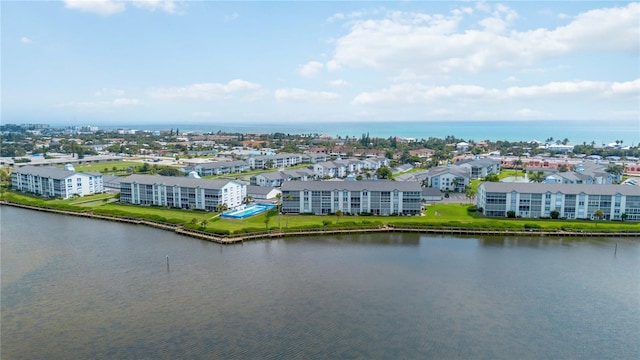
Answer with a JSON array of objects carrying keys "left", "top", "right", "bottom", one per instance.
[{"left": 2, "top": 206, "right": 638, "bottom": 359}]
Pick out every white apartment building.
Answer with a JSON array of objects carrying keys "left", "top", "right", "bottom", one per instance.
[
  {"left": 119, "top": 174, "right": 246, "bottom": 211},
  {"left": 11, "top": 165, "right": 104, "bottom": 199},
  {"left": 477, "top": 182, "right": 640, "bottom": 221}
]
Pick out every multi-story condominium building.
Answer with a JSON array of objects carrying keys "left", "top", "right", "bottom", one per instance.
[
  {"left": 119, "top": 174, "right": 246, "bottom": 211},
  {"left": 11, "top": 165, "right": 103, "bottom": 199},
  {"left": 313, "top": 157, "right": 389, "bottom": 179},
  {"left": 250, "top": 169, "right": 315, "bottom": 187},
  {"left": 301, "top": 153, "right": 329, "bottom": 164},
  {"left": 185, "top": 160, "right": 249, "bottom": 176},
  {"left": 477, "top": 182, "right": 640, "bottom": 221},
  {"left": 247, "top": 153, "right": 303, "bottom": 169},
  {"left": 281, "top": 181, "right": 423, "bottom": 215},
  {"left": 456, "top": 158, "right": 501, "bottom": 179},
  {"left": 314, "top": 159, "right": 363, "bottom": 178},
  {"left": 422, "top": 165, "right": 470, "bottom": 192},
  {"left": 541, "top": 162, "right": 622, "bottom": 185}
]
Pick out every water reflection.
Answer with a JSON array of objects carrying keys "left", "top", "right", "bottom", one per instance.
[{"left": 2, "top": 207, "right": 639, "bottom": 359}]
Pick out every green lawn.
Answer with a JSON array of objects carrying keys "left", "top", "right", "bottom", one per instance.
[
  {"left": 63, "top": 161, "right": 145, "bottom": 174},
  {"left": 2, "top": 190, "right": 638, "bottom": 236}
]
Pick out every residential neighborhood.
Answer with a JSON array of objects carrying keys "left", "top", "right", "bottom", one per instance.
[{"left": 2, "top": 123, "right": 639, "bottom": 221}]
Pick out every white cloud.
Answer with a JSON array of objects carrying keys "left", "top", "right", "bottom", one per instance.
[
  {"left": 113, "top": 98, "right": 142, "bottom": 106},
  {"left": 63, "top": 0, "right": 126, "bottom": 16},
  {"left": 275, "top": 88, "right": 340, "bottom": 102},
  {"left": 132, "top": 0, "right": 181, "bottom": 14},
  {"left": 64, "top": 0, "right": 182, "bottom": 15},
  {"left": 516, "top": 108, "right": 546, "bottom": 117},
  {"left": 224, "top": 12, "right": 239, "bottom": 22},
  {"left": 325, "top": 60, "right": 341, "bottom": 72},
  {"left": 148, "top": 79, "right": 261, "bottom": 100},
  {"left": 326, "top": 3, "right": 639, "bottom": 76},
  {"left": 353, "top": 79, "right": 640, "bottom": 105},
  {"left": 56, "top": 98, "right": 142, "bottom": 109},
  {"left": 298, "top": 61, "right": 324, "bottom": 78},
  {"left": 328, "top": 79, "right": 349, "bottom": 87},
  {"left": 20, "top": 36, "right": 33, "bottom": 44},
  {"left": 95, "top": 88, "right": 125, "bottom": 97},
  {"left": 192, "top": 111, "right": 213, "bottom": 118},
  {"left": 610, "top": 79, "right": 640, "bottom": 94}
]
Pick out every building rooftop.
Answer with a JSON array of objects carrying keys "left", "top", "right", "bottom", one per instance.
[
  {"left": 281, "top": 180, "right": 422, "bottom": 192},
  {"left": 480, "top": 182, "right": 640, "bottom": 196},
  {"left": 120, "top": 174, "right": 242, "bottom": 189}
]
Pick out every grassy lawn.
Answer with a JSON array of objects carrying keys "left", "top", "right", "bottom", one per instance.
[
  {"left": 62, "top": 161, "right": 146, "bottom": 174},
  {"left": 3, "top": 190, "right": 638, "bottom": 235}
]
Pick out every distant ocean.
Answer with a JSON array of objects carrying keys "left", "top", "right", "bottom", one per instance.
[{"left": 100, "top": 120, "right": 639, "bottom": 146}]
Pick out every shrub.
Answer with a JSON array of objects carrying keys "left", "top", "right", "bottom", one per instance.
[{"left": 507, "top": 210, "right": 516, "bottom": 218}]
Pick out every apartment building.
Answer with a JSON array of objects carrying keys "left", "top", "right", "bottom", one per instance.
[
  {"left": 477, "top": 182, "right": 640, "bottom": 221},
  {"left": 11, "top": 165, "right": 103, "bottom": 199},
  {"left": 119, "top": 174, "right": 246, "bottom": 211},
  {"left": 281, "top": 180, "right": 423, "bottom": 215}
]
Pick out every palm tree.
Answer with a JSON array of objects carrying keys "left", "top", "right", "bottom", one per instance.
[
  {"left": 465, "top": 187, "right": 477, "bottom": 203},
  {"left": 284, "top": 194, "right": 292, "bottom": 228},
  {"left": 512, "top": 158, "right": 523, "bottom": 178},
  {"left": 593, "top": 209, "right": 604, "bottom": 227},
  {"left": 529, "top": 171, "right": 546, "bottom": 183},
  {"left": 276, "top": 193, "right": 283, "bottom": 228}
]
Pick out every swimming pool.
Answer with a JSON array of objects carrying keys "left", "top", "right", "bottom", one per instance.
[{"left": 220, "top": 204, "right": 276, "bottom": 219}]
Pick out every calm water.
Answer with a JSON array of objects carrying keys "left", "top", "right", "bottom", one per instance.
[{"left": 2, "top": 206, "right": 639, "bottom": 359}]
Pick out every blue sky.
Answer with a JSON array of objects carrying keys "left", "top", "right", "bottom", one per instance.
[{"left": 2, "top": 1, "right": 639, "bottom": 126}]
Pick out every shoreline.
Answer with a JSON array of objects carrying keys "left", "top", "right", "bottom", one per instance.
[{"left": 3, "top": 201, "right": 639, "bottom": 243}]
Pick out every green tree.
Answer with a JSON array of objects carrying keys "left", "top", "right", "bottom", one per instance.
[
  {"left": 512, "top": 158, "right": 523, "bottom": 178},
  {"left": 465, "top": 187, "right": 477, "bottom": 202},
  {"left": 529, "top": 171, "right": 546, "bottom": 183},
  {"left": 375, "top": 166, "right": 392, "bottom": 179},
  {"left": 158, "top": 167, "right": 181, "bottom": 176},
  {"left": 264, "top": 208, "right": 277, "bottom": 230},
  {"left": 335, "top": 209, "right": 343, "bottom": 223},
  {"left": 484, "top": 174, "right": 500, "bottom": 182},
  {"left": 593, "top": 209, "right": 604, "bottom": 227}
]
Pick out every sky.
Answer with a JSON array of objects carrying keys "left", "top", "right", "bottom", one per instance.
[{"left": 2, "top": 1, "right": 639, "bottom": 126}]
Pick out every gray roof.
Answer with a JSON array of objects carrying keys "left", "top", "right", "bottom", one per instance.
[
  {"left": 246, "top": 185, "right": 279, "bottom": 196},
  {"left": 120, "top": 174, "right": 242, "bottom": 189},
  {"left": 427, "top": 165, "right": 470, "bottom": 178},
  {"left": 422, "top": 187, "right": 442, "bottom": 196},
  {"left": 457, "top": 158, "right": 500, "bottom": 167},
  {"left": 196, "top": 160, "right": 247, "bottom": 169},
  {"left": 281, "top": 180, "right": 422, "bottom": 192},
  {"left": 480, "top": 182, "right": 640, "bottom": 196},
  {"left": 251, "top": 153, "right": 301, "bottom": 161},
  {"left": 102, "top": 175, "right": 124, "bottom": 184},
  {"left": 12, "top": 165, "right": 96, "bottom": 180}
]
